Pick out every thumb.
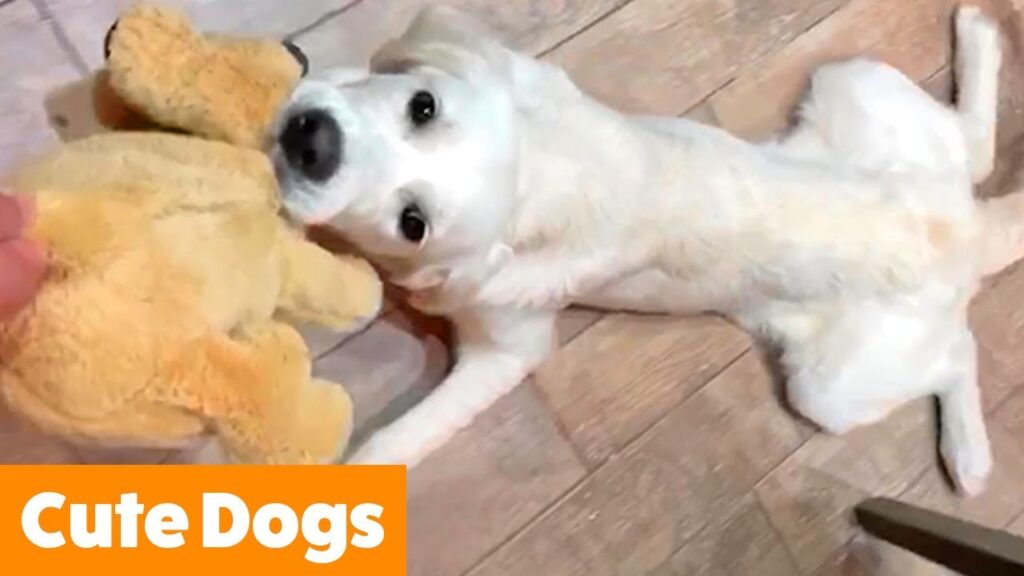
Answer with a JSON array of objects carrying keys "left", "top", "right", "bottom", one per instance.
[
  {"left": 0, "top": 237, "right": 46, "bottom": 319},
  {"left": 0, "top": 193, "right": 35, "bottom": 241}
]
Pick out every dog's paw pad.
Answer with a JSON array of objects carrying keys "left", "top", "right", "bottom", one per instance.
[
  {"left": 945, "top": 446, "right": 992, "bottom": 497},
  {"left": 957, "top": 6, "right": 999, "bottom": 44},
  {"left": 957, "top": 5, "right": 987, "bottom": 26},
  {"left": 955, "top": 473, "right": 989, "bottom": 498}
]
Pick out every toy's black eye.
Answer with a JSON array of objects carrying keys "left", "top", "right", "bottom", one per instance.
[
  {"left": 408, "top": 91, "right": 437, "bottom": 127},
  {"left": 399, "top": 203, "right": 428, "bottom": 243},
  {"left": 104, "top": 19, "right": 119, "bottom": 60},
  {"left": 282, "top": 40, "right": 309, "bottom": 77}
]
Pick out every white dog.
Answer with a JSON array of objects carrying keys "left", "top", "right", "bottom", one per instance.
[{"left": 273, "top": 5, "right": 1022, "bottom": 495}]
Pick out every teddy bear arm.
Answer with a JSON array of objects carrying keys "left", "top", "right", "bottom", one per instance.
[{"left": 276, "top": 232, "right": 384, "bottom": 333}]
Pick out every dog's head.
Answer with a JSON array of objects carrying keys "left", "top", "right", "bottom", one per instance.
[{"left": 274, "top": 7, "right": 546, "bottom": 285}]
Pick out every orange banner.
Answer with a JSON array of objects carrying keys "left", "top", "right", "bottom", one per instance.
[{"left": 0, "top": 465, "right": 406, "bottom": 575}]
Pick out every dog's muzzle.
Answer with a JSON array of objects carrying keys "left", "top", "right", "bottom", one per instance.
[{"left": 278, "top": 108, "right": 343, "bottom": 182}]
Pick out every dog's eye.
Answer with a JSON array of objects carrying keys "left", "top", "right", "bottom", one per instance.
[
  {"left": 408, "top": 91, "right": 437, "bottom": 127},
  {"left": 399, "top": 203, "right": 429, "bottom": 243}
]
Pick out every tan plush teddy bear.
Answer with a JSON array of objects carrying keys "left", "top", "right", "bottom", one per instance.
[{"left": 0, "top": 5, "right": 382, "bottom": 464}]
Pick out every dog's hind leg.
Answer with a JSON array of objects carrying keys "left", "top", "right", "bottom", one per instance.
[
  {"left": 935, "top": 326, "right": 992, "bottom": 497},
  {"left": 778, "top": 307, "right": 941, "bottom": 436},
  {"left": 785, "top": 313, "right": 992, "bottom": 497},
  {"left": 784, "top": 352, "right": 920, "bottom": 438},
  {"left": 777, "top": 305, "right": 992, "bottom": 487},
  {"left": 786, "top": 57, "right": 968, "bottom": 175},
  {"left": 954, "top": 6, "right": 1002, "bottom": 183},
  {"left": 785, "top": 365, "right": 908, "bottom": 437}
]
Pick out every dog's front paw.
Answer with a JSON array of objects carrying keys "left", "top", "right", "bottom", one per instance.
[
  {"left": 957, "top": 5, "right": 999, "bottom": 50},
  {"left": 346, "top": 423, "right": 456, "bottom": 469},
  {"left": 346, "top": 432, "right": 406, "bottom": 466},
  {"left": 345, "top": 430, "right": 439, "bottom": 469}
]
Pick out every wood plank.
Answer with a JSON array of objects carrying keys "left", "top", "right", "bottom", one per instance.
[
  {"left": 0, "top": 6, "right": 80, "bottom": 178},
  {"left": 1010, "top": 513, "right": 1024, "bottom": 537},
  {"left": 755, "top": 458, "right": 869, "bottom": 575},
  {"left": 684, "top": 101, "right": 722, "bottom": 126},
  {"left": 408, "top": 384, "right": 586, "bottom": 576},
  {"left": 810, "top": 537, "right": 951, "bottom": 576},
  {"left": 162, "top": 439, "right": 229, "bottom": 464},
  {"left": 921, "top": 64, "right": 953, "bottom": 102},
  {"left": 556, "top": 307, "right": 604, "bottom": 344},
  {"left": 312, "top": 307, "right": 451, "bottom": 441},
  {"left": 546, "top": 0, "right": 849, "bottom": 115},
  {"left": 994, "top": 387, "right": 1024, "bottom": 435},
  {"left": 979, "top": 128, "right": 1024, "bottom": 199},
  {"left": 971, "top": 263, "right": 1024, "bottom": 413},
  {"left": 41, "top": 0, "right": 353, "bottom": 70},
  {"left": 534, "top": 314, "right": 751, "bottom": 468},
  {"left": 293, "top": 321, "right": 367, "bottom": 360},
  {"left": 709, "top": 0, "right": 956, "bottom": 139},
  {"left": 782, "top": 399, "right": 939, "bottom": 497},
  {"left": 469, "top": 350, "right": 807, "bottom": 575},
  {"left": 292, "top": 0, "right": 627, "bottom": 72},
  {"left": 663, "top": 496, "right": 800, "bottom": 576},
  {"left": 709, "top": 0, "right": 1024, "bottom": 140},
  {"left": 897, "top": 422, "right": 1024, "bottom": 532}
]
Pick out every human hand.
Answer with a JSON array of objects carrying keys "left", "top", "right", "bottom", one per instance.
[{"left": 0, "top": 193, "right": 46, "bottom": 320}]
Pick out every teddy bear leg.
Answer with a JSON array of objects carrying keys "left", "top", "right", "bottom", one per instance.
[
  {"left": 297, "top": 378, "right": 355, "bottom": 463},
  {"left": 276, "top": 232, "right": 383, "bottom": 333},
  {"left": 196, "top": 320, "right": 354, "bottom": 464}
]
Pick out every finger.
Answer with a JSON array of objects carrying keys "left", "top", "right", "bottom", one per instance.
[
  {"left": 0, "top": 194, "right": 35, "bottom": 241},
  {"left": 0, "top": 237, "right": 47, "bottom": 320}
]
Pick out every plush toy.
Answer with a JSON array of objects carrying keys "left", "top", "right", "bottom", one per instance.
[{"left": 0, "top": 5, "right": 382, "bottom": 464}]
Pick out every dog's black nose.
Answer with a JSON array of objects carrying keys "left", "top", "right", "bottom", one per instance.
[{"left": 279, "top": 109, "right": 343, "bottom": 182}]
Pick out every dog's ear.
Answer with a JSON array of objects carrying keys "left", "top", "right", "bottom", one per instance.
[
  {"left": 371, "top": 6, "right": 493, "bottom": 76},
  {"left": 371, "top": 6, "right": 576, "bottom": 107},
  {"left": 317, "top": 66, "right": 371, "bottom": 87}
]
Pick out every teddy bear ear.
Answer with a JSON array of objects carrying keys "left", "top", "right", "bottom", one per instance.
[
  {"left": 103, "top": 19, "right": 118, "bottom": 60},
  {"left": 282, "top": 40, "right": 309, "bottom": 77}
]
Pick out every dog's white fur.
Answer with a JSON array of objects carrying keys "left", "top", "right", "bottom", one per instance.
[{"left": 274, "top": 5, "right": 1023, "bottom": 495}]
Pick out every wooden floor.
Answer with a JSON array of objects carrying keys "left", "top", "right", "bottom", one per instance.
[{"left": 3, "top": 0, "right": 1024, "bottom": 573}]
